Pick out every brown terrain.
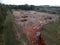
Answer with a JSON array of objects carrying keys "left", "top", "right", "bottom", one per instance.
[{"left": 12, "top": 9, "right": 59, "bottom": 45}]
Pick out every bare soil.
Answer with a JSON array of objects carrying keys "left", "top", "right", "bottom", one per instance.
[{"left": 12, "top": 10, "right": 59, "bottom": 45}]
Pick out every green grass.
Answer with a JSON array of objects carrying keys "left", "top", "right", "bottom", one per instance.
[
  {"left": 42, "top": 21, "right": 60, "bottom": 45},
  {"left": 0, "top": 34, "right": 5, "bottom": 45},
  {"left": 4, "top": 11, "right": 20, "bottom": 45}
]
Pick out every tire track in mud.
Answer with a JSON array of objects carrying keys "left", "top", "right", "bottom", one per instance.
[{"left": 22, "top": 24, "right": 46, "bottom": 45}]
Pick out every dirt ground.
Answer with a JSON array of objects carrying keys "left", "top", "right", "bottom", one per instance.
[{"left": 12, "top": 9, "right": 59, "bottom": 45}]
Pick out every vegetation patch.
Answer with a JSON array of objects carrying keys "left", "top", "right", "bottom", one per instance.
[
  {"left": 42, "top": 21, "right": 60, "bottom": 45},
  {"left": 4, "top": 11, "right": 20, "bottom": 45}
]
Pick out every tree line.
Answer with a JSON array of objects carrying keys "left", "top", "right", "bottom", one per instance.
[{"left": 6, "top": 4, "right": 60, "bottom": 14}]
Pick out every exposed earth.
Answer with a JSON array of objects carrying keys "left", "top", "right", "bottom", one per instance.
[{"left": 12, "top": 9, "right": 59, "bottom": 45}]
